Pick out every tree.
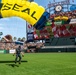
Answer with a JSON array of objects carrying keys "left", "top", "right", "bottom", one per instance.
[
  {"left": 18, "top": 37, "right": 21, "bottom": 41},
  {"left": 22, "top": 37, "right": 26, "bottom": 42},
  {"left": 0, "top": 32, "right": 3, "bottom": 36},
  {"left": 0, "top": 32, "right": 3, "bottom": 41},
  {"left": 13, "top": 37, "right": 17, "bottom": 41}
]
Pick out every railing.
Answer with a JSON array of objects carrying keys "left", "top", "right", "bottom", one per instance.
[{"left": 42, "top": 45, "right": 76, "bottom": 49}]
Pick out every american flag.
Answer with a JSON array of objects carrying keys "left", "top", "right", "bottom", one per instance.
[
  {"left": 60, "top": 25, "right": 70, "bottom": 37},
  {"left": 51, "top": 22, "right": 59, "bottom": 37}
]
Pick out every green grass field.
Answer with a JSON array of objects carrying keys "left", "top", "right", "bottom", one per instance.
[{"left": 0, "top": 53, "right": 76, "bottom": 75}]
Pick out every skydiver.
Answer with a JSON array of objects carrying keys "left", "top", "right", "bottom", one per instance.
[{"left": 13, "top": 45, "right": 24, "bottom": 64}]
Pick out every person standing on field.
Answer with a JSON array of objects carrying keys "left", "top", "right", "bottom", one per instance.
[{"left": 13, "top": 45, "right": 24, "bottom": 64}]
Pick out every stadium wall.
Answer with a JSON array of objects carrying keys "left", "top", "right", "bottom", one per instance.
[{"left": 37, "top": 37, "right": 76, "bottom": 52}]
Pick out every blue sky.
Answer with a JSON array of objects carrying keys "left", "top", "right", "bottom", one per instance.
[{"left": 0, "top": 0, "right": 76, "bottom": 39}]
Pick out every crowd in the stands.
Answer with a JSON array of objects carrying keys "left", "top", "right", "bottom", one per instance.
[
  {"left": 50, "top": 10, "right": 76, "bottom": 19},
  {"left": 0, "top": 10, "right": 76, "bottom": 51},
  {"left": 50, "top": 10, "right": 76, "bottom": 37},
  {"left": 0, "top": 40, "right": 44, "bottom": 53}
]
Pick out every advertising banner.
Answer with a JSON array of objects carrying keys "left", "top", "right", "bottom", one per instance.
[
  {"left": 9, "top": 49, "right": 15, "bottom": 54},
  {"left": 45, "top": 21, "right": 63, "bottom": 26},
  {"left": 70, "top": 19, "right": 76, "bottom": 24},
  {"left": 27, "top": 23, "right": 34, "bottom": 33},
  {"left": 0, "top": 50, "right": 6, "bottom": 53},
  {"left": 27, "top": 32, "right": 34, "bottom": 42}
]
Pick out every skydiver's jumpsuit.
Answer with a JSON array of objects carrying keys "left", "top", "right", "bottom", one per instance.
[{"left": 15, "top": 46, "right": 22, "bottom": 63}]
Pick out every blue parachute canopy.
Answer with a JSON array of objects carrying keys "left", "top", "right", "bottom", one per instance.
[{"left": 34, "top": 11, "right": 50, "bottom": 30}]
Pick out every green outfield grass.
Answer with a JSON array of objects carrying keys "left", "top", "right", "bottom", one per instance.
[{"left": 0, "top": 53, "right": 76, "bottom": 75}]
